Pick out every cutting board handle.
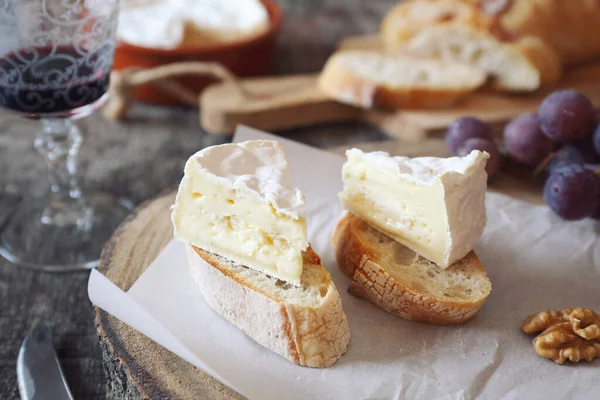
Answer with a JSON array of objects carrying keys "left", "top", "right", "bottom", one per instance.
[{"left": 200, "top": 74, "right": 366, "bottom": 136}]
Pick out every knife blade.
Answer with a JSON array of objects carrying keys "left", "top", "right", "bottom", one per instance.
[{"left": 17, "top": 321, "right": 74, "bottom": 400}]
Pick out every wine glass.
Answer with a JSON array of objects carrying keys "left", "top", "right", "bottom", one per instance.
[{"left": 0, "top": 0, "right": 133, "bottom": 271}]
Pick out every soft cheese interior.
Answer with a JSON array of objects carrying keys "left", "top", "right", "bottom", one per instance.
[
  {"left": 340, "top": 149, "right": 488, "bottom": 268},
  {"left": 172, "top": 140, "right": 308, "bottom": 284}
]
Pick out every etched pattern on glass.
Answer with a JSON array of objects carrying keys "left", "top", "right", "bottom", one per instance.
[{"left": 0, "top": 0, "right": 119, "bottom": 114}]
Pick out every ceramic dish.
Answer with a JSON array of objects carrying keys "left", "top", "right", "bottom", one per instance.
[{"left": 113, "top": 0, "right": 282, "bottom": 105}]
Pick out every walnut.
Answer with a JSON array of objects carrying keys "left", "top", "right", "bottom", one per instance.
[
  {"left": 533, "top": 322, "right": 600, "bottom": 364},
  {"left": 570, "top": 308, "right": 600, "bottom": 340},
  {"left": 523, "top": 308, "right": 600, "bottom": 364},
  {"left": 521, "top": 308, "right": 573, "bottom": 334}
]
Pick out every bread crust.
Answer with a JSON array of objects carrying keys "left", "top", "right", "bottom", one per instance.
[
  {"left": 382, "top": 0, "right": 600, "bottom": 67},
  {"left": 495, "top": 0, "right": 600, "bottom": 66},
  {"left": 332, "top": 213, "right": 491, "bottom": 325},
  {"left": 186, "top": 245, "right": 350, "bottom": 368},
  {"left": 509, "top": 36, "right": 562, "bottom": 87},
  {"left": 317, "top": 52, "right": 485, "bottom": 110}
]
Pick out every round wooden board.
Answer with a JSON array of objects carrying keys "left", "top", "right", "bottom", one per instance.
[
  {"left": 95, "top": 190, "right": 243, "bottom": 400},
  {"left": 95, "top": 141, "right": 544, "bottom": 400}
]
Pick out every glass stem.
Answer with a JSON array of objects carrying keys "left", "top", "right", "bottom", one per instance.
[
  {"left": 35, "top": 118, "right": 82, "bottom": 199},
  {"left": 34, "top": 118, "right": 88, "bottom": 227}
]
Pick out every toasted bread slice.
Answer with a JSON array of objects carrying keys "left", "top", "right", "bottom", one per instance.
[
  {"left": 186, "top": 244, "right": 350, "bottom": 368},
  {"left": 317, "top": 50, "right": 486, "bottom": 110},
  {"left": 332, "top": 213, "right": 492, "bottom": 325}
]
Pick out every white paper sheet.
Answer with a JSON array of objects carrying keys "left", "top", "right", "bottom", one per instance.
[{"left": 89, "top": 126, "right": 600, "bottom": 400}]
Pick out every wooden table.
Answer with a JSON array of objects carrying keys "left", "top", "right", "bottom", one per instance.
[{"left": 0, "top": 2, "right": 397, "bottom": 397}]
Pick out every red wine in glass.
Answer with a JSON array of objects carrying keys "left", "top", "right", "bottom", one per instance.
[
  {"left": 0, "top": 0, "right": 133, "bottom": 271},
  {"left": 0, "top": 45, "right": 110, "bottom": 116}
]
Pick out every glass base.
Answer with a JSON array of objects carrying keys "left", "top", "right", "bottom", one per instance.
[{"left": 0, "top": 192, "right": 134, "bottom": 272}]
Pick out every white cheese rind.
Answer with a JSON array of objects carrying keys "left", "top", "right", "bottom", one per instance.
[
  {"left": 172, "top": 140, "right": 309, "bottom": 284},
  {"left": 117, "top": 0, "right": 269, "bottom": 49},
  {"left": 340, "top": 149, "right": 488, "bottom": 268}
]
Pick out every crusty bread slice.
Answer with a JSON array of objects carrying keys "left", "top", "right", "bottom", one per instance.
[
  {"left": 402, "top": 25, "right": 562, "bottom": 91},
  {"left": 332, "top": 213, "right": 492, "bottom": 325},
  {"left": 317, "top": 50, "right": 486, "bottom": 109},
  {"left": 185, "top": 244, "right": 350, "bottom": 368}
]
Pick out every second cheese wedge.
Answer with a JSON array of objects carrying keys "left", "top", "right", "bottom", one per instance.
[
  {"left": 339, "top": 149, "right": 488, "bottom": 268},
  {"left": 172, "top": 140, "right": 308, "bottom": 284}
]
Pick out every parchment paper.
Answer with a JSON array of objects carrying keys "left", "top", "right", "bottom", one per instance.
[{"left": 89, "top": 126, "right": 600, "bottom": 400}]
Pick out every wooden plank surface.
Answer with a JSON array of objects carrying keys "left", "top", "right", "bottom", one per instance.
[{"left": 0, "top": 107, "right": 229, "bottom": 400}]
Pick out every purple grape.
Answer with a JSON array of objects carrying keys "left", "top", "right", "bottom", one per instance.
[
  {"left": 594, "top": 123, "right": 600, "bottom": 157},
  {"left": 538, "top": 89, "right": 597, "bottom": 143},
  {"left": 544, "top": 164, "right": 600, "bottom": 220},
  {"left": 592, "top": 207, "right": 600, "bottom": 219},
  {"left": 446, "top": 117, "right": 494, "bottom": 154},
  {"left": 503, "top": 113, "right": 552, "bottom": 166},
  {"left": 457, "top": 138, "right": 501, "bottom": 177},
  {"left": 593, "top": 196, "right": 600, "bottom": 220},
  {"left": 572, "top": 136, "right": 600, "bottom": 163},
  {"left": 547, "top": 146, "right": 585, "bottom": 174}
]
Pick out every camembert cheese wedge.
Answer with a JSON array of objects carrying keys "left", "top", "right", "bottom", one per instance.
[
  {"left": 172, "top": 140, "right": 308, "bottom": 284},
  {"left": 340, "top": 149, "right": 488, "bottom": 268}
]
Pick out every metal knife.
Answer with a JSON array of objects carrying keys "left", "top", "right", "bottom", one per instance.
[{"left": 17, "top": 321, "right": 74, "bottom": 400}]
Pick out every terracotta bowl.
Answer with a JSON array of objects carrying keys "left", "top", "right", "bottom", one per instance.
[{"left": 112, "top": 0, "right": 282, "bottom": 105}]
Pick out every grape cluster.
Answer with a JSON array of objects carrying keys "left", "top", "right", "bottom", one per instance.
[{"left": 446, "top": 89, "right": 600, "bottom": 221}]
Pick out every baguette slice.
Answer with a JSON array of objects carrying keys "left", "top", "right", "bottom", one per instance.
[
  {"left": 186, "top": 244, "right": 351, "bottom": 368},
  {"left": 403, "top": 24, "right": 561, "bottom": 91},
  {"left": 318, "top": 50, "right": 486, "bottom": 109},
  {"left": 332, "top": 213, "right": 491, "bottom": 325}
]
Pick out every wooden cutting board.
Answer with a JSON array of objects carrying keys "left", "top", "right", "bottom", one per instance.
[
  {"left": 95, "top": 140, "right": 543, "bottom": 400},
  {"left": 201, "top": 35, "right": 600, "bottom": 141}
]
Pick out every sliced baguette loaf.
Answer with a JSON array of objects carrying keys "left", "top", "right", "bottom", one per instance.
[
  {"left": 382, "top": 0, "right": 600, "bottom": 66},
  {"left": 317, "top": 50, "right": 486, "bottom": 109},
  {"left": 186, "top": 244, "right": 350, "bottom": 368},
  {"left": 402, "top": 24, "right": 562, "bottom": 91},
  {"left": 332, "top": 213, "right": 492, "bottom": 325}
]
